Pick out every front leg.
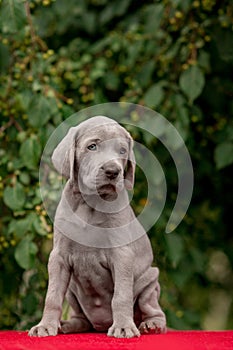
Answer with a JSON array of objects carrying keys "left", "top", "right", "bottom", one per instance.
[
  {"left": 29, "top": 249, "right": 71, "bottom": 337},
  {"left": 107, "top": 250, "right": 140, "bottom": 338},
  {"left": 136, "top": 267, "right": 166, "bottom": 334}
]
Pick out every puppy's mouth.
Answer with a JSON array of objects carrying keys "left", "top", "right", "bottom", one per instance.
[
  {"left": 97, "top": 184, "right": 120, "bottom": 201},
  {"left": 97, "top": 184, "right": 116, "bottom": 193}
]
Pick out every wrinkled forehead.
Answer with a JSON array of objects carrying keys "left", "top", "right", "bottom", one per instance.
[{"left": 77, "top": 123, "right": 130, "bottom": 144}]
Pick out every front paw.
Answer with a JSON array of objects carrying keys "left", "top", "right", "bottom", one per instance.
[
  {"left": 139, "top": 318, "right": 167, "bottom": 334},
  {"left": 107, "top": 321, "right": 140, "bottom": 338},
  {"left": 28, "top": 322, "right": 59, "bottom": 337}
]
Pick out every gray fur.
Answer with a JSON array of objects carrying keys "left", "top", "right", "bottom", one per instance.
[{"left": 29, "top": 116, "right": 166, "bottom": 338}]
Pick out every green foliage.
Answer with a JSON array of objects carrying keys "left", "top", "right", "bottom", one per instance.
[
  {"left": 214, "top": 142, "right": 233, "bottom": 170},
  {"left": 144, "top": 84, "right": 164, "bottom": 109},
  {"left": 3, "top": 181, "right": 25, "bottom": 211},
  {"left": 179, "top": 66, "right": 205, "bottom": 103},
  {"left": 15, "top": 236, "right": 38, "bottom": 270},
  {"left": 0, "top": 0, "right": 233, "bottom": 331}
]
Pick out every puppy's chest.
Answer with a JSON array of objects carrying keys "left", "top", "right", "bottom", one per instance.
[
  {"left": 75, "top": 203, "right": 124, "bottom": 228},
  {"left": 70, "top": 252, "right": 113, "bottom": 293}
]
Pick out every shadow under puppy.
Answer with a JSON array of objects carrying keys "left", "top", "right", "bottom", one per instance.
[{"left": 29, "top": 116, "right": 166, "bottom": 338}]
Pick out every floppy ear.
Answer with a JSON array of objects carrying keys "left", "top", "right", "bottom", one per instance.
[
  {"left": 124, "top": 136, "right": 136, "bottom": 190},
  {"left": 51, "top": 126, "right": 79, "bottom": 181}
]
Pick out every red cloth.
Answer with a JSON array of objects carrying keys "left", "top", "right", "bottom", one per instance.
[{"left": 0, "top": 331, "right": 233, "bottom": 350}]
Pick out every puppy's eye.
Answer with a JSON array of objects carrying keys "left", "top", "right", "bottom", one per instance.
[
  {"left": 87, "top": 143, "right": 97, "bottom": 151},
  {"left": 120, "top": 147, "right": 127, "bottom": 155}
]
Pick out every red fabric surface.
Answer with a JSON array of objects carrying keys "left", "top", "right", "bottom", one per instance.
[{"left": 0, "top": 331, "right": 233, "bottom": 350}]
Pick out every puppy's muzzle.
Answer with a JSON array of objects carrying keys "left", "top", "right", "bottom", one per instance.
[{"left": 101, "top": 162, "right": 121, "bottom": 181}]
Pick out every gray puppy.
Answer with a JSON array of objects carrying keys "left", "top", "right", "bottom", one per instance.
[{"left": 29, "top": 116, "right": 166, "bottom": 338}]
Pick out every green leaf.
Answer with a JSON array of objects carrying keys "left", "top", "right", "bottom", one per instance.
[
  {"left": 126, "top": 41, "right": 143, "bottom": 67},
  {"left": 19, "top": 172, "right": 31, "bottom": 185},
  {"left": 16, "top": 90, "right": 33, "bottom": 110},
  {"left": 27, "top": 95, "right": 51, "bottom": 128},
  {"left": 19, "top": 136, "right": 42, "bottom": 170},
  {"left": 104, "top": 71, "right": 120, "bottom": 90},
  {"left": 190, "top": 247, "right": 206, "bottom": 273},
  {"left": 165, "top": 234, "right": 184, "bottom": 268},
  {"left": 174, "top": 120, "right": 188, "bottom": 142},
  {"left": 8, "top": 212, "right": 38, "bottom": 238},
  {"left": 144, "top": 84, "right": 164, "bottom": 108},
  {"left": 32, "top": 216, "right": 47, "bottom": 236},
  {"left": 0, "top": 43, "right": 10, "bottom": 74},
  {"left": 8, "top": 218, "right": 30, "bottom": 238},
  {"left": 226, "top": 124, "right": 233, "bottom": 141},
  {"left": 3, "top": 182, "right": 25, "bottom": 211},
  {"left": 213, "top": 27, "right": 233, "bottom": 62},
  {"left": 214, "top": 142, "right": 233, "bottom": 169},
  {"left": 81, "top": 12, "right": 96, "bottom": 34},
  {"left": 0, "top": 0, "right": 26, "bottom": 33},
  {"left": 179, "top": 66, "right": 205, "bottom": 103},
  {"left": 114, "top": 0, "right": 131, "bottom": 16},
  {"left": 139, "top": 115, "right": 167, "bottom": 140},
  {"left": 100, "top": 0, "right": 131, "bottom": 24},
  {"left": 22, "top": 293, "right": 38, "bottom": 315},
  {"left": 165, "top": 124, "right": 185, "bottom": 150},
  {"left": 198, "top": 50, "right": 210, "bottom": 71},
  {"left": 144, "top": 4, "right": 164, "bottom": 33},
  {"left": 137, "top": 61, "right": 155, "bottom": 88},
  {"left": 14, "top": 236, "right": 38, "bottom": 270},
  {"left": 170, "top": 264, "right": 194, "bottom": 287}
]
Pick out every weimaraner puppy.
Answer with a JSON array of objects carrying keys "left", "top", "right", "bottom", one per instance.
[{"left": 29, "top": 116, "right": 166, "bottom": 338}]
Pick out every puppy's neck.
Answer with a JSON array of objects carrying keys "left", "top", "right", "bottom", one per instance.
[{"left": 67, "top": 181, "right": 130, "bottom": 214}]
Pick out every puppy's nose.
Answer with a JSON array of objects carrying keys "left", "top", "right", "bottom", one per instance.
[{"left": 103, "top": 165, "right": 121, "bottom": 180}]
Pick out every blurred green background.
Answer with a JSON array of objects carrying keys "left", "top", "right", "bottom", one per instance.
[{"left": 0, "top": 0, "right": 232, "bottom": 331}]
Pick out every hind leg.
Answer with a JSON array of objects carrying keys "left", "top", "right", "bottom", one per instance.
[
  {"left": 135, "top": 267, "right": 166, "bottom": 334},
  {"left": 61, "top": 290, "right": 92, "bottom": 334},
  {"left": 61, "top": 314, "right": 91, "bottom": 334}
]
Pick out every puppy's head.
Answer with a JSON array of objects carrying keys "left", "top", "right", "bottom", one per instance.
[{"left": 52, "top": 116, "right": 135, "bottom": 195}]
